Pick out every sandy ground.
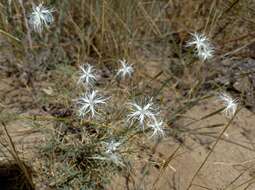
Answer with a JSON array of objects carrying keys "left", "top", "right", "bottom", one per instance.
[
  {"left": 108, "top": 98, "right": 255, "bottom": 190},
  {"left": 0, "top": 76, "right": 51, "bottom": 189}
]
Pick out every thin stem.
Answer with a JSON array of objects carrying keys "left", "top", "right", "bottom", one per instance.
[
  {"left": 18, "top": 0, "right": 33, "bottom": 50},
  {"left": 186, "top": 110, "right": 239, "bottom": 190}
]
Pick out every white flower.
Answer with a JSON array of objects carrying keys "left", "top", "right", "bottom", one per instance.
[
  {"left": 187, "top": 32, "right": 214, "bottom": 61},
  {"left": 219, "top": 93, "right": 238, "bottom": 118},
  {"left": 29, "top": 3, "right": 54, "bottom": 33},
  {"left": 77, "top": 90, "right": 108, "bottom": 118},
  {"left": 105, "top": 141, "right": 124, "bottom": 166},
  {"left": 127, "top": 99, "right": 158, "bottom": 127},
  {"left": 148, "top": 118, "right": 165, "bottom": 138},
  {"left": 108, "top": 153, "right": 124, "bottom": 166},
  {"left": 198, "top": 45, "right": 214, "bottom": 61},
  {"left": 103, "top": 140, "right": 121, "bottom": 154},
  {"left": 116, "top": 59, "right": 134, "bottom": 79},
  {"left": 100, "top": 140, "right": 124, "bottom": 166},
  {"left": 78, "top": 64, "right": 97, "bottom": 86},
  {"left": 187, "top": 33, "right": 209, "bottom": 50}
]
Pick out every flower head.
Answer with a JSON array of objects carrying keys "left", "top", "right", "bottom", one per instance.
[
  {"left": 187, "top": 32, "right": 214, "bottom": 61},
  {"left": 29, "top": 3, "right": 54, "bottom": 33},
  {"left": 197, "top": 45, "right": 214, "bottom": 61},
  {"left": 148, "top": 118, "right": 165, "bottom": 139},
  {"left": 187, "top": 33, "right": 209, "bottom": 50},
  {"left": 108, "top": 153, "right": 124, "bottom": 166},
  {"left": 116, "top": 59, "right": 134, "bottom": 79},
  {"left": 127, "top": 98, "right": 158, "bottom": 127},
  {"left": 102, "top": 140, "right": 124, "bottom": 166},
  {"left": 103, "top": 140, "right": 121, "bottom": 154},
  {"left": 78, "top": 64, "right": 97, "bottom": 86},
  {"left": 218, "top": 93, "right": 238, "bottom": 118},
  {"left": 77, "top": 90, "right": 108, "bottom": 118}
]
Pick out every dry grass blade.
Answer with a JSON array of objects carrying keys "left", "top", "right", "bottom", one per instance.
[
  {"left": 186, "top": 109, "right": 239, "bottom": 190},
  {"left": 1, "top": 122, "right": 34, "bottom": 189},
  {"left": 200, "top": 134, "right": 255, "bottom": 152},
  {"left": 231, "top": 177, "right": 255, "bottom": 190},
  {"left": 192, "top": 183, "right": 213, "bottom": 190},
  {"left": 223, "top": 169, "right": 249, "bottom": 190},
  {"left": 224, "top": 0, "right": 240, "bottom": 13},
  {"left": 18, "top": 0, "right": 32, "bottom": 50},
  {"left": 152, "top": 144, "right": 181, "bottom": 188},
  {"left": 137, "top": 1, "right": 161, "bottom": 36},
  {"left": 199, "top": 107, "right": 225, "bottom": 120},
  {"left": 182, "top": 108, "right": 225, "bottom": 129},
  {"left": 221, "top": 38, "right": 255, "bottom": 58},
  {"left": 0, "top": 29, "right": 21, "bottom": 43}
]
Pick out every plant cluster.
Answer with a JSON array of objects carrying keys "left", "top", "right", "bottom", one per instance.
[{"left": 1, "top": 1, "right": 251, "bottom": 189}]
